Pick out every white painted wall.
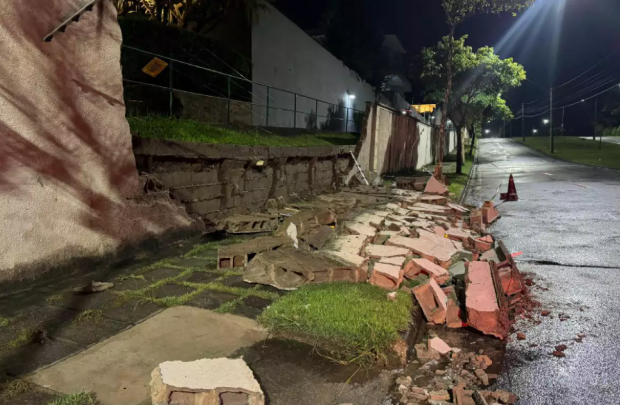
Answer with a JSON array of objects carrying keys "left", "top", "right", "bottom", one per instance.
[{"left": 251, "top": 5, "right": 376, "bottom": 130}]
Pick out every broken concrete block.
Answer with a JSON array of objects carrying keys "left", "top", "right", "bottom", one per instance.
[
  {"left": 353, "top": 213, "right": 385, "bottom": 229},
  {"left": 424, "top": 176, "right": 449, "bottom": 196},
  {"left": 474, "top": 235, "right": 493, "bottom": 252},
  {"left": 447, "top": 202, "right": 469, "bottom": 217},
  {"left": 446, "top": 298, "right": 462, "bottom": 328},
  {"left": 244, "top": 249, "right": 359, "bottom": 290},
  {"left": 474, "top": 369, "right": 489, "bottom": 386},
  {"left": 480, "top": 248, "right": 500, "bottom": 263},
  {"left": 365, "top": 244, "right": 411, "bottom": 259},
  {"left": 449, "top": 261, "right": 467, "bottom": 281},
  {"left": 218, "top": 236, "right": 294, "bottom": 269},
  {"left": 412, "top": 278, "right": 448, "bottom": 324},
  {"left": 481, "top": 201, "right": 500, "bottom": 225},
  {"left": 370, "top": 262, "right": 404, "bottom": 290},
  {"left": 497, "top": 266, "right": 525, "bottom": 296},
  {"left": 304, "top": 226, "right": 335, "bottom": 250},
  {"left": 326, "top": 235, "right": 369, "bottom": 256},
  {"left": 150, "top": 358, "right": 264, "bottom": 405},
  {"left": 220, "top": 214, "right": 279, "bottom": 234},
  {"left": 387, "top": 235, "right": 455, "bottom": 269},
  {"left": 415, "top": 343, "right": 441, "bottom": 361},
  {"left": 428, "top": 337, "right": 451, "bottom": 355},
  {"left": 420, "top": 194, "right": 448, "bottom": 206},
  {"left": 409, "top": 202, "right": 450, "bottom": 216},
  {"left": 410, "top": 258, "right": 451, "bottom": 285},
  {"left": 320, "top": 251, "right": 369, "bottom": 282},
  {"left": 343, "top": 221, "right": 377, "bottom": 237},
  {"left": 429, "top": 390, "right": 451, "bottom": 401},
  {"left": 379, "top": 256, "right": 407, "bottom": 267},
  {"left": 466, "top": 262, "right": 506, "bottom": 339},
  {"left": 469, "top": 209, "right": 486, "bottom": 233}
]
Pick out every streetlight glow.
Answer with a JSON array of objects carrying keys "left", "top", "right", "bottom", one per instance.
[
  {"left": 543, "top": 119, "right": 549, "bottom": 124},
  {"left": 533, "top": 129, "right": 538, "bottom": 134},
  {"left": 485, "top": 129, "right": 490, "bottom": 134},
  {"left": 348, "top": 94, "right": 356, "bottom": 100}
]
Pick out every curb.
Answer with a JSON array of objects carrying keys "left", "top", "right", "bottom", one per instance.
[
  {"left": 458, "top": 144, "right": 479, "bottom": 205},
  {"left": 511, "top": 138, "right": 620, "bottom": 173}
]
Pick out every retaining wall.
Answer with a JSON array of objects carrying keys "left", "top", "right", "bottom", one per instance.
[{"left": 133, "top": 137, "right": 354, "bottom": 224}]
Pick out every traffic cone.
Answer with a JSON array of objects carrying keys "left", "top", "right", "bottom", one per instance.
[{"left": 500, "top": 174, "right": 519, "bottom": 201}]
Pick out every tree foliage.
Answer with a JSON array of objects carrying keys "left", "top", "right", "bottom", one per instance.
[
  {"left": 434, "top": 0, "right": 534, "bottom": 166},
  {"left": 422, "top": 35, "right": 526, "bottom": 172},
  {"left": 113, "top": 0, "right": 271, "bottom": 33}
]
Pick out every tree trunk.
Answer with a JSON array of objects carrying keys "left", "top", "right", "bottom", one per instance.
[
  {"left": 468, "top": 124, "right": 476, "bottom": 157},
  {"left": 437, "top": 24, "right": 456, "bottom": 171},
  {"left": 456, "top": 125, "right": 463, "bottom": 175}
]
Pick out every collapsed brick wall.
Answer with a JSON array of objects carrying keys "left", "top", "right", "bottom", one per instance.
[{"left": 133, "top": 137, "right": 353, "bottom": 225}]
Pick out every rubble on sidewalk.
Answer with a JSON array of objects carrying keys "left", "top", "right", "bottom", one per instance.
[
  {"left": 151, "top": 358, "right": 264, "bottom": 405},
  {"left": 217, "top": 236, "right": 294, "bottom": 269}
]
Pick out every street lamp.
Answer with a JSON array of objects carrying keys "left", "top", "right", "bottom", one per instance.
[
  {"left": 485, "top": 129, "right": 490, "bottom": 134},
  {"left": 543, "top": 119, "right": 549, "bottom": 125},
  {"left": 533, "top": 129, "right": 538, "bottom": 134}
]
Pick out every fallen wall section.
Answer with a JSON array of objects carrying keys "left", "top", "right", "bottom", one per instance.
[{"left": 133, "top": 137, "right": 354, "bottom": 225}]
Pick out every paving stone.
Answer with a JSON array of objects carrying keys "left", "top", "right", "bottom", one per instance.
[
  {"left": 50, "top": 315, "right": 129, "bottom": 347},
  {"left": 370, "top": 263, "right": 404, "bottom": 290},
  {"left": 186, "top": 291, "right": 240, "bottom": 310},
  {"left": 0, "top": 338, "right": 82, "bottom": 376},
  {"left": 410, "top": 258, "right": 451, "bottom": 285},
  {"left": 150, "top": 283, "right": 196, "bottom": 299},
  {"left": 424, "top": 177, "right": 449, "bottom": 195},
  {"left": 112, "top": 277, "right": 151, "bottom": 292},
  {"left": 412, "top": 278, "right": 448, "bottom": 325},
  {"left": 387, "top": 235, "right": 455, "bottom": 268},
  {"left": 365, "top": 244, "right": 410, "bottom": 259},
  {"left": 102, "top": 298, "right": 162, "bottom": 324},
  {"left": 325, "top": 235, "right": 368, "bottom": 256},
  {"left": 185, "top": 271, "right": 222, "bottom": 284},
  {"left": 343, "top": 221, "right": 377, "bottom": 237},
  {"left": 49, "top": 290, "right": 117, "bottom": 312},
  {"left": 171, "top": 257, "right": 216, "bottom": 269},
  {"left": 143, "top": 267, "right": 187, "bottom": 282},
  {"left": 220, "top": 275, "right": 254, "bottom": 290},
  {"left": 232, "top": 296, "right": 273, "bottom": 320}
]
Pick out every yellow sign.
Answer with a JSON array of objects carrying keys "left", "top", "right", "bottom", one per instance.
[
  {"left": 412, "top": 104, "right": 437, "bottom": 114},
  {"left": 142, "top": 57, "right": 169, "bottom": 78}
]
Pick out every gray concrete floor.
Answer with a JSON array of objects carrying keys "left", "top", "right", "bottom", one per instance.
[{"left": 465, "top": 139, "right": 620, "bottom": 404}]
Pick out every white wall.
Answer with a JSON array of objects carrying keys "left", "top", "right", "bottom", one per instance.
[{"left": 251, "top": 5, "right": 376, "bottom": 130}]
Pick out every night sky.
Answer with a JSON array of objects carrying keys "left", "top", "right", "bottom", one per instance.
[{"left": 275, "top": 0, "right": 620, "bottom": 135}]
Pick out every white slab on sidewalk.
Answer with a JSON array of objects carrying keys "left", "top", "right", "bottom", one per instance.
[{"left": 28, "top": 306, "right": 268, "bottom": 405}]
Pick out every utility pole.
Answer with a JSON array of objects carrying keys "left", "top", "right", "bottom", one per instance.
[
  {"left": 594, "top": 96, "right": 598, "bottom": 141},
  {"left": 550, "top": 88, "right": 554, "bottom": 153},
  {"left": 561, "top": 107, "right": 565, "bottom": 136},
  {"left": 521, "top": 102, "right": 525, "bottom": 142}
]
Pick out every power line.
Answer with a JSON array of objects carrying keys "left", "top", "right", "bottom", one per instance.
[{"left": 553, "top": 48, "right": 619, "bottom": 90}]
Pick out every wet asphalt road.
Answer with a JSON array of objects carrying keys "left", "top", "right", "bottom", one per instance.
[{"left": 464, "top": 139, "right": 620, "bottom": 405}]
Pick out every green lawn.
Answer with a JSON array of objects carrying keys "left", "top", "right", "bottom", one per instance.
[
  {"left": 258, "top": 282, "right": 413, "bottom": 365},
  {"left": 127, "top": 116, "right": 359, "bottom": 147},
  {"left": 446, "top": 139, "right": 478, "bottom": 199},
  {"left": 518, "top": 136, "right": 620, "bottom": 169}
]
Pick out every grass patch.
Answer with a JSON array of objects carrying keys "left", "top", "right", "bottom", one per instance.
[
  {"left": 74, "top": 309, "right": 103, "bottom": 324},
  {"left": 258, "top": 283, "right": 413, "bottom": 365},
  {"left": 128, "top": 116, "right": 359, "bottom": 147},
  {"left": 117, "top": 274, "right": 147, "bottom": 281},
  {"left": 0, "top": 317, "right": 8, "bottom": 327},
  {"left": 7, "top": 328, "right": 35, "bottom": 348},
  {"left": 47, "top": 391, "right": 98, "bottom": 405},
  {"left": 46, "top": 294, "right": 64, "bottom": 304},
  {"left": 518, "top": 136, "right": 620, "bottom": 169},
  {"left": 446, "top": 138, "right": 478, "bottom": 199},
  {"left": 0, "top": 379, "right": 32, "bottom": 400},
  {"left": 214, "top": 296, "right": 245, "bottom": 314}
]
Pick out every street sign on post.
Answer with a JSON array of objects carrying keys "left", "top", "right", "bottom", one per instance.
[{"left": 142, "top": 57, "right": 168, "bottom": 78}]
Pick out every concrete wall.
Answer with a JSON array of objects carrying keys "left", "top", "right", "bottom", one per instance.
[
  {"left": 133, "top": 138, "right": 354, "bottom": 224},
  {"left": 0, "top": 1, "right": 196, "bottom": 284},
  {"left": 355, "top": 103, "right": 463, "bottom": 176},
  {"left": 251, "top": 5, "right": 376, "bottom": 131}
]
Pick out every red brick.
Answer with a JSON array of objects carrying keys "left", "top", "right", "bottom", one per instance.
[
  {"left": 424, "top": 176, "right": 449, "bottom": 196},
  {"left": 370, "top": 263, "right": 404, "bottom": 290},
  {"left": 466, "top": 262, "right": 505, "bottom": 338},
  {"left": 412, "top": 278, "right": 448, "bottom": 324},
  {"left": 410, "top": 258, "right": 451, "bottom": 285}
]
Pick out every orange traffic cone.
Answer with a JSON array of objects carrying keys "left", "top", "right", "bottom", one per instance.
[{"left": 500, "top": 174, "right": 519, "bottom": 201}]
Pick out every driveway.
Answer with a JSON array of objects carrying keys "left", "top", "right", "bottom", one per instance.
[{"left": 464, "top": 139, "right": 620, "bottom": 404}]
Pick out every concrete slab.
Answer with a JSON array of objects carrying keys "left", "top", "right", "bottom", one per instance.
[
  {"left": 28, "top": 306, "right": 268, "bottom": 405},
  {"left": 325, "top": 235, "right": 368, "bottom": 256},
  {"left": 343, "top": 222, "right": 377, "bottom": 237},
  {"left": 365, "top": 244, "right": 410, "bottom": 259}
]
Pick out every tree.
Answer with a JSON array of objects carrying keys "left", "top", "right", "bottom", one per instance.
[
  {"left": 422, "top": 36, "right": 525, "bottom": 173},
  {"left": 114, "top": 0, "right": 271, "bottom": 33},
  {"left": 435, "top": 0, "right": 534, "bottom": 173}
]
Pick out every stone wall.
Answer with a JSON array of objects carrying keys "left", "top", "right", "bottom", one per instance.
[
  {"left": 0, "top": 1, "right": 196, "bottom": 285},
  {"left": 133, "top": 137, "right": 354, "bottom": 224}
]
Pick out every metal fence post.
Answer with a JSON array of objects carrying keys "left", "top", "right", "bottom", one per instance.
[
  {"left": 169, "top": 60, "right": 173, "bottom": 117},
  {"left": 315, "top": 99, "right": 319, "bottom": 129},
  {"left": 345, "top": 107, "right": 349, "bottom": 132},
  {"left": 227, "top": 76, "right": 231, "bottom": 125},
  {"left": 293, "top": 94, "right": 297, "bottom": 128},
  {"left": 266, "top": 86, "right": 270, "bottom": 127}
]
